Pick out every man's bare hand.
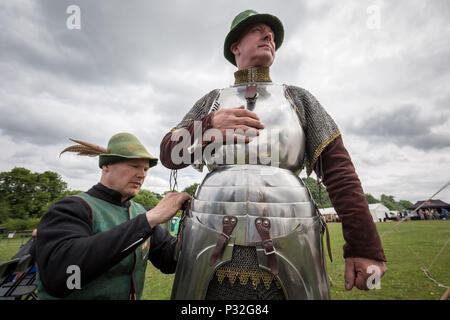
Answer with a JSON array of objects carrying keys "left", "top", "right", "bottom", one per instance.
[
  {"left": 344, "top": 257, "right": 387, "bottom": 291},
  {"left": 209, "top": 106, "right": 264, "bottom": 143},
  {"left": 146, "top": 192, "right": 191, "bottom": 228}
]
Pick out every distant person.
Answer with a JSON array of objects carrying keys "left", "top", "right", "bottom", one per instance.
[
  {"left": 431, "top": 209, "right": 440, "bottom": 220},
  {"left": 425, "top": 209, "right": 431, "bottom": 220},
  {"left": 418, "top": 208, "right": 425, "bottom": 220},
  {"left": 403, "top": 210, "right": 409, "bottom": 221},
  {"left": 33, "top": 133, "right": 191, "bottom": 300},
  {"left": 442, "top": 208, "right": 448, "bottom": 220}
]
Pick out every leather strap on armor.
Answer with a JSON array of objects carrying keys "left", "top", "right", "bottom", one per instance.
[
  {"left": 209, "top": 216, "right": 238, "bottom": 265},
  {"left": 245, "top": 83, "right": 258, "bottom": 99},
  {"left": 314, "top": 201, "right": 333, "bottom": 263},
  {"left": 245, "top": 83, "right": 258, "bottom": 111},
  {"left": 324, "top": 220, "right": 333, "bottom": 262},
  {"left": 176, "top": 199, "right": 192, "bottom": 254},
  {"left": 255, "top": 218, "right": 279, "bottom": 275},
  {"left": 319, "top": 215, "right": 333, "bottom": 263}
]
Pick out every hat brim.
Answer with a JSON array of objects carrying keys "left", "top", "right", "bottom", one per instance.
[
  {"left": 224, "top": 13, "right": 284, "bottom": 66},
  {"left": 99, "top": 154, "right": 158, "bottom": 168}
]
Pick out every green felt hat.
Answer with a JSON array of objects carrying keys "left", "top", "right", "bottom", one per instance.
[
  {"left": 99, "top": 132, "right": 158, "bottom": 168},
  {"left": 224, "top": 9, "right": 284, "bottom": 66}
]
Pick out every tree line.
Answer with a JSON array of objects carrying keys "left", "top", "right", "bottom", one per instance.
[
  {"left": 302, "top": 177, "right": 413, "bottom": 211},
  {"left": 0, "top": 168, "right": 412, "bottom": 230}
]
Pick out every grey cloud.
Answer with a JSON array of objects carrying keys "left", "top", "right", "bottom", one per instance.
[
  {"left": 1, "top": 0, "right": 450, "bottom": 203},
  {"left": 32, "top": 0, "right": 233, "bottom": 84},
  {"left": 345, "top": 104, "right": 450, "bottom": 150},
  {"left": 0, "top": 108, "right": 68, "bottom": 146}
]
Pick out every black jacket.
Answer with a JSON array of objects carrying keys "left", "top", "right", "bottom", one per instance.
[{"left": 33, "top": 183, "right": 177, "bottom": 298}]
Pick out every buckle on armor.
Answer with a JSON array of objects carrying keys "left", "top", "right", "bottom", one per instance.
[
  {"left": 255, "top": 218, "right": 279, "bottom": 275},
  {"left": 209, "top": 215, "right": 238, "bottom": 266},
  {"left": 262, "top": 239, "right": 276, "bottom": 255},
  {"left": 221, "top": 232, "right": 231, "bottom": 240}
]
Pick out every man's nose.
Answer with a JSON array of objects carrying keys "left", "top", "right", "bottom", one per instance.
[
  {"left": 263, "top": 30, "right": 274, "bottom": 42},
  {"left": 137, "top": 168, "right": 146, "bottom": 178}
]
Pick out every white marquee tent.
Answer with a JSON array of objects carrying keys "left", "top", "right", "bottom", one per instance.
[
  {"left": 368, "top": 203, "right": 390, "bottom": 222},
  {"left": 319, "top": 207, "right": 338, "bottom": 222},
  {"left": 319, "top": 203, "right": 391, "bottom": 222}
]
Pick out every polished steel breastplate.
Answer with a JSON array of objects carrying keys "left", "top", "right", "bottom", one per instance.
[{"left": 204, "top": 83, "right": 305, "bottom": 173}]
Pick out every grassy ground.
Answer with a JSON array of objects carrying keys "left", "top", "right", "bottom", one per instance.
[
  {"left": 326, "top": 220, "right": 449, "bottom": 300},
  {"left": 142, "top": 220, "right": 450, "bottom": 300},
  {"left": 0, "top": 236, "right": 31, "bottom": 261},
  {"left": 2, "top": 220, "right": 448, "bottom": 300}
]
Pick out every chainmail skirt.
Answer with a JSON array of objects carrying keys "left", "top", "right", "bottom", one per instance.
[{"left": 205, "top": 245, "right": 285, "bottom": 300}]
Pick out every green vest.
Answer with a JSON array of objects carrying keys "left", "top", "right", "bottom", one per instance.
[{"left": 37, "top": 193, "right": 150, "bottom": 300}]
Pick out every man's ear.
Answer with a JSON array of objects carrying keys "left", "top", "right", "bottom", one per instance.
[{"left": 230, "top": 41, "right": 240, "bottom": 56}]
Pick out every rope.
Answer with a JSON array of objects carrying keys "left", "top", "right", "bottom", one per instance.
[
  {"left": 421, "top": 237, "right": 450, "bottom": 289},
  {"left": 169, "top": 169, "right": 179, "bottom": 192},
  {"left": 423, "top": 268, "right": 449, "bottom": 289},
  {"left": 427, "top": 237, "right": 450, "bottom": 271}
]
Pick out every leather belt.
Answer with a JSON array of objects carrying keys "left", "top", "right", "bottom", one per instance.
[
  {"left": 209, "top": 216, "right": 238, "bottom": 265},
  {"left": 255, "top": 218, "right": 279, "bottom": 275}
]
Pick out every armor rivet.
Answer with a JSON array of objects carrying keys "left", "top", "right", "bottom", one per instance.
[
  {"left": 231, "top": 217, "right": 236, "bottom": 224},
  {"left": 263, "top": 220, "right": 269, "bottom": 227},
  {"left": 256, "top": 219, "right": 262, "bottom": 224},
  {"left": 224, "top": 217, "right": 229, "bottom": 223}
]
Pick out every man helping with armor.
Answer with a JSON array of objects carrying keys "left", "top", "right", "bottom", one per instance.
[
  {"left": 34, "top": 133, "right": 190, "bottom": 299},
  {"left": 160, "top": 10, "right": 387, "bottom": 299}
]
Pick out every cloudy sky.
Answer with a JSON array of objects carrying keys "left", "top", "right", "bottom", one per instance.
[{"left": 1, "top": 0, "right": 449, "bottom": 204}]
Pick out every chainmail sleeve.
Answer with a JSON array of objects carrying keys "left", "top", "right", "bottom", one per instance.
[
  {"left": 285, "top": 85, "right": 341, "bottom": 176},
  {"left": 173, "top": 89, "right": 221, "bottom": 130},
  {"left": 160, "top": 89, "right": 220, "bottom": 170}
]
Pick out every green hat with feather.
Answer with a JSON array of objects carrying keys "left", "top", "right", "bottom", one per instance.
[{"left": 60, "top": 132, "right": 158, "bottom": 168}]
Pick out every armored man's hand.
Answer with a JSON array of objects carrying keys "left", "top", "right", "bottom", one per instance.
[
  {"left": 344, "top": 257, "right": 387, "bottom": 291},
  {"left": 210, "top": 105, "right": 264, "bottom": 143},
  {"left": 146, "top": 192, "right": 191, "bottom": 228}
]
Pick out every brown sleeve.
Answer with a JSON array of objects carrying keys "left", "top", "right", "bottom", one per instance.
[
  {"left": 318, "top": 136, "right": 387, "bottom": 262},
  {"left": 160, "top": 113, "right": 214, "bottom": 170}
]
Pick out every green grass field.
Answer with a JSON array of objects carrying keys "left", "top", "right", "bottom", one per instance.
[
  {"left": 142, "top": 220, "right": 450, "bottom": 300},
  {"left": 2, "top": 220, "right": 448, "bottom": 300}
]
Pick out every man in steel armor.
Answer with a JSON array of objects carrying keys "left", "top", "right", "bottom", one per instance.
[{"left": 160, "top": 10, "right": 387, "bottom": 299}]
